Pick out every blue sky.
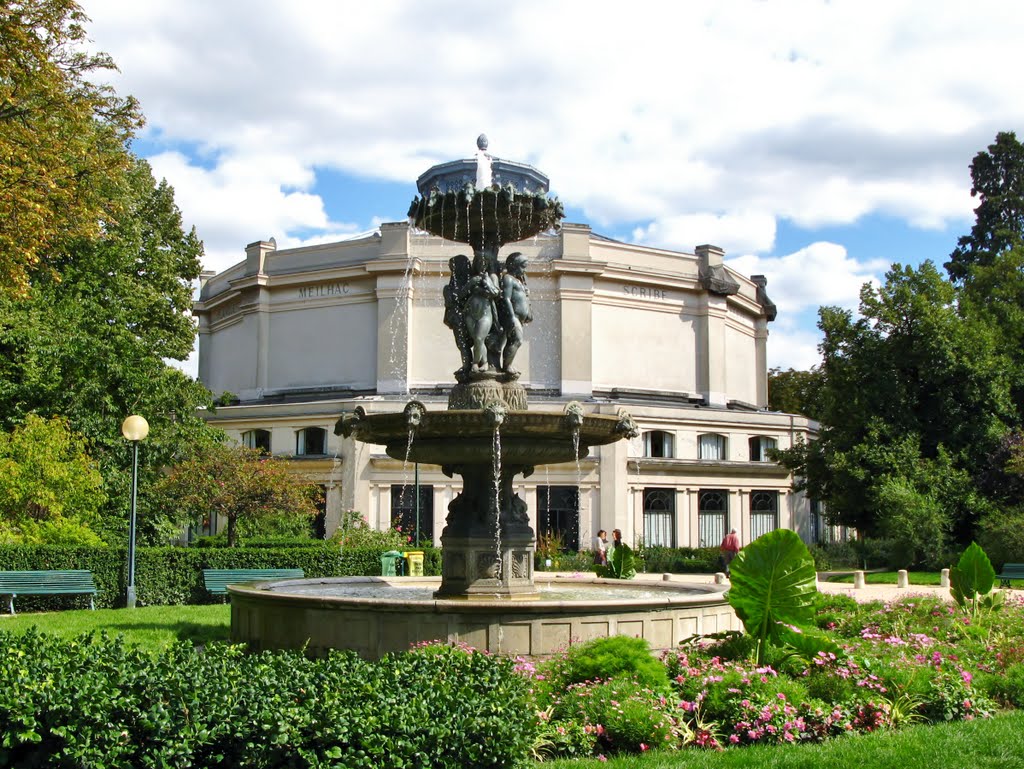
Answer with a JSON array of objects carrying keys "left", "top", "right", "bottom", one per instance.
[{"left": 82, "top": 0, "right": 1022, "bottom": 375}]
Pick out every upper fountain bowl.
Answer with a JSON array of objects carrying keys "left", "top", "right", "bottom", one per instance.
[{"left": 409, "top": 139, "right": 564, "bottom": 248}]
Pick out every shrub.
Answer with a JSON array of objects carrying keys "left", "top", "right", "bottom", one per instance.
[
  {"left": 0, "top": 543, "right": 442, "bottom": 609},
  {"left": 541, "top": 635, "right": 669, "bottom": 692},
  {"left": 0, "top": 632, "right": 538, "bottom": 768},
  {"left": 983, "top": 662, "right": 1024, "bottom": 708},
  {"left": 976, "top": 507, "right": 1024, "bottom": 569},
  {"left": 640, "top": 546, "right": 720, "bottom": 574},
  {"left": 552, "top": 677, "right": 676, "bottom": 754}
]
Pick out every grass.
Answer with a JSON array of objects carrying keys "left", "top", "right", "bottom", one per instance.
[
  {"left": 825, "top": 571, "right": 944, "bottom": 585},
  {"left": 544, "top": 711, "right": 1024, "bottom": 768},
  {"left": 0, "top": 604, "right": 231, "bottom": 652},
  {"left": 823, "top": 570, "right": 1024, "bottom": 588}
]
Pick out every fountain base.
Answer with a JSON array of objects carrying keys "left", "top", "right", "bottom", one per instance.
[{"left": 435, "top": 532, "right": 537, "bottom": 599}]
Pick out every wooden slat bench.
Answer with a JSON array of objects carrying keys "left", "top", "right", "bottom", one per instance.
[
  {"left": 0, "top": 570, "right": 97, "bottom": 614},
  {"left": 997, "top": 563, "right": 1024, "bottom": 588},
  {"left": 202, "top": 568, "right": 304, "bottom": 601}
]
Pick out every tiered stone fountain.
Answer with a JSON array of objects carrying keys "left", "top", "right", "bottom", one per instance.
[
  {"left": 228, "top": 138, "right": 737, "bottom": 657},
  {"left": 337, "top": 135, "right": 638, "bottom": 598}
]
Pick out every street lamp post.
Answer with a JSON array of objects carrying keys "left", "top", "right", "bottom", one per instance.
[{"left": 121, "top": 415, "right": 149, "bottom": 609}]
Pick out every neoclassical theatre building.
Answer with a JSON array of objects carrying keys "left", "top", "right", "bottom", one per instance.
[{"left": 194, "top": 221, "right": 832, "bottom": 550}]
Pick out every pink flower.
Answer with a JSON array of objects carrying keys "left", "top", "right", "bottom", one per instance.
[
  {"left": 640, "top": 743, "right": 648, "bottom": 752},
  {"left": 597, "top": 755, "right": 607, "bottom": 762}
]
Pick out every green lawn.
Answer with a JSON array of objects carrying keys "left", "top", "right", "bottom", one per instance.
[
  {"left": 0, "top": 604, "right": 231, "bottom": 652},
  {"left": 822, "top": 570, "right": 1024, "bottom": 588},
  {"left": 545, "top": 711, "right": 1024, "bottom": 768},
  {"left": 825, "top": 570, "right": 944, "bottom": 585}
]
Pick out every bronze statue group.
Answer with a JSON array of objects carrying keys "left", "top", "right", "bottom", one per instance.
[{"left": 444, "top": 250, "right": 532, "bottom": 381}]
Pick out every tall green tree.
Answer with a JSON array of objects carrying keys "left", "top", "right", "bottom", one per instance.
[
  {"left": 0, "top": 0, "right": 142, "bottom": 297},
  {"left": 945, "top": 131, "right": 1024, "bottom": 283},
  {"left": 767, "top": 366, "right": 823, "bottom": 419},
  {"left": 775, "top": 262, "right": 1012, "bottom": 545},
  {"left": 0, "top": 155, "right": 221, "bottom": 543}
]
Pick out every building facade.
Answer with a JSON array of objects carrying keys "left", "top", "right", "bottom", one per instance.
[{"left": 193, "top": 221, "right": 832, "bottom": 550}]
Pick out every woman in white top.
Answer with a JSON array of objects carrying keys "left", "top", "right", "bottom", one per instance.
[{"left": 593, "top": 529, "right": 608, "bottom": 565}]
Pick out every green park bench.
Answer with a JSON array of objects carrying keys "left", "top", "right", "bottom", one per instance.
[
  {"left": 202, "top": 568, "right": 304, "bottom": 601},
  {"left": 996, "top": 563, "right": 1024, "bottom": 588},
  {"left": 0, "top": 570, "right": 97, "bottom": 614}
]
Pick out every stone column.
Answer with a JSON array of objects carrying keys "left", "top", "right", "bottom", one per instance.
[{"left": 553, "top": 224, "right": 605, "bottom": 398}]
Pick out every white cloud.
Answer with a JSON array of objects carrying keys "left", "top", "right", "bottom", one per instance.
[
  {"left": 632, "top": 212, "right": 777, "bottom": 255},
  {"left": 83, "top": 0, "right": 1022, "bottom": 262},
  {"left": 728, "top": 242, "right": 886, "bottom": 315},
  {"left": 77, "top": 0, "right": 1023, "bottom": 379},
  {"left": 728, "top": 242, "right": 889, "bottom": 370}
]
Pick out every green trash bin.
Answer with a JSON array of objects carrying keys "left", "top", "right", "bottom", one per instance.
[{"left": 381, "top": 550, "right": 404, "bottom": 577}]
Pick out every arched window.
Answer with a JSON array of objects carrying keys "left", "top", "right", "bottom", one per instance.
[
  {"left": 642, "top": 430, "right": 675, "bottom": 458},
  {"left": 296, "top": 427, "right": 327, "bottom": 456},
  {"left": 698, "top": 490, "right": 728, "bottom": 548},
  {"left": 748, "top": 436, "right": 777, "bottom": 462},
  {"left": 642, "top": 487, "right": 675, "bottom": 547},
  {"left": 698, "top": 433, "right": 727, "bottom": 461},
  {"left": 750, "top": 490, "right": 779, "bottom": 539},
  {"left": 241, "top": 429, "right": 271, "bottom": 453}
]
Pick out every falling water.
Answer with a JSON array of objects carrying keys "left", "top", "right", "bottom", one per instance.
[
  {"left": 399, "top": 429, "right": 416, "bottom": 516},
  {"left": 571, "top": 426, "right": 589, "bottom": 551},
  {"left": 493, "top": 425, "right": 503, "bottom": 581},
  {"left": 385, "top": 257, "right": 415, "bottom": 392}
]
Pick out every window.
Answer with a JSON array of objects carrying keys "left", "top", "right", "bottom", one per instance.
[
  {"left": 241, "top": 429, "right": 271, "bottom": 453},
  {"left": 748, "top": 436, "right": 777, "bottom": 462},
  {"left": 537, "top": 486, "right": 580, "bottom": 550},
  {"left": 698, "top": 490, "right": 728, "bottom": 548},
  {"left": 296, "top": 427, "right": 327, "bottom": 455},
  {"left": 698, "top": 433, "right": 727, "bottom": 461},
  {"left": 642, "top": 430, "right": 675, "bottom": 458},
  {"left": 391, "top": 484, "right": 433, "bottom": 544},
  {"left": 750, "top": 490, "right": 778, "bottom": 539},
  {"left": 643, "top": 488, "right": 675, "bottom": 547}
]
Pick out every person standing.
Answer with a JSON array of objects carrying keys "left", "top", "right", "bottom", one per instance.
[
  {"left": 720, "top": 529, "right": 740, "bottom": 575},
  {"left": 593, "top": 529, "right": 608, "bottom": 565},
  {"left": 610, "top": 529, "right": 623, "bottom": 554}
]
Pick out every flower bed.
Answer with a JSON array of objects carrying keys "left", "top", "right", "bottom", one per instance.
[{"left": 526, "top": 591, "right": 1024, "bottom": 760}]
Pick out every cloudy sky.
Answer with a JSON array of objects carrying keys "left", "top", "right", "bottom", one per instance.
[{"left": 81, "top": 0, "right": 1023, "bottom": 375}]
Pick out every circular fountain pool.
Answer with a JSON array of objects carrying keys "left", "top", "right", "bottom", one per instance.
[{"left": 228, "top": 575, "right": 739, "bottom": 660}]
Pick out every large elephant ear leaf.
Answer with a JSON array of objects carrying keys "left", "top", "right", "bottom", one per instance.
[
  {"left": 727, "top": 529, "right": 818, "bottom": 648},
  {"left": 950, "top": 544, "right": 991, "bottom": 606}
]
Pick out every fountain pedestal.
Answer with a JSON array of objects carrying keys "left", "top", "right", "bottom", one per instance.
[{"left": 435, "top": 460, "right": 538, "bottom": 598}]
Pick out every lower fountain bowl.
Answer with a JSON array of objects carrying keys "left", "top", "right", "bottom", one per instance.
[{"left": 228, "top": 574, "right": 739, "bottom": 660}]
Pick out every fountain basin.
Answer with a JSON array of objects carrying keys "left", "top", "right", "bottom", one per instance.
[{"left": 228, "top": 575, "right": 739, "bottom": 660}]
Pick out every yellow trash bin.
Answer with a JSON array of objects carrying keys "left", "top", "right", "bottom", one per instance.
[{"left": 403, "top": 550, "right": 425, "bottom": 577}]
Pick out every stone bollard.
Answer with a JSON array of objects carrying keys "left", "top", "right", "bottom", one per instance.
[
  {"left": 714, "top": 572, "right": 728, "bottom": 585},
  {"left": 854, "top": 570, "right": 866, "bottom": 589},
  {"left": 940, "top": 568, "right": 950, "bottom": 588},
  {"left": 897, "top": 569, "right": 909, "bottom": 588},
  {"left": 662, "top": 573, "right": 673, "bottom": 581}
]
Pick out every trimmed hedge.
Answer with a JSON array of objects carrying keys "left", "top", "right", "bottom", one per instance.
[
  {"left": 640, "top": 546, "right": 721, "bottom": 574},
  {"left": 0, "top": 631, "right": 538, "bottom": 768},
  {"left": 0, "top": 544, "right": 442, "bottom": 610}
]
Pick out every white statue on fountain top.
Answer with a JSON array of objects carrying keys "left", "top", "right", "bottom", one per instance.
[{"left": 475, "top": 133, "right": 492, "bottom": 189}]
